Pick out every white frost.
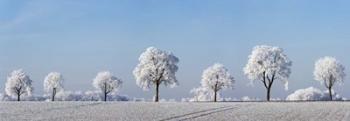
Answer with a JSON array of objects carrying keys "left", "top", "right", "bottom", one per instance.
[
  {"left": 5, "top": 69, "right": 33, "bottom": 100},
  {"left": 55, "top": 91, "right": 128, "bottom": 101},
  {"left": 314, "top": 57, "right": 345, "bottom": 87},
  {"left": 189, "top": 87, "right": 218, "bottom": 101},
  {"left": 190, "top": 63, "right": 234, "bottom": 102},
  {"left": 44, "top": 72, "right": 64, "bottom": 96},
  {"left": 201, "top": 63, "right": 235, "bottom": 92},
  {"left": 243, "top": 45, "right": 292, "bottom": 90},
  {"left": 286, "top": 87, "right": 344, "bottom": 101},
  {"left": 93, "top": 71, "right": 122, "bottom": 101},
  {"left": 133, "top": 47, "right": 179, "bottom": 90}
]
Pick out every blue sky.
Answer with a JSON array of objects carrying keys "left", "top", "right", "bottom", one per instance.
[{"left": 0, "top": 0, "right": 350, "bottom": 100}]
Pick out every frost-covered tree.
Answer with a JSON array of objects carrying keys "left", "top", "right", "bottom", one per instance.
[
  {"left": 314, "top": 57, "right": 345, "bottom": 100},
  {"left": 243, "top": 45, "right": 292, "bottom": 101},
  {"left": 286, "top": 87, "right": 344, "bottom": 101},
  {"left": 93, "top": 71, "right": 122, "bottom": 101},
  {"left": 44, "top": 72, "right": 64, "bottom": 101},
  {"left": 133, "top": 47, "right": 179, "bottom": 102},
  {"left": 190, "top": 87, "right": 214, "bottom": 102},
  {"left": 201, "top": 63, "right": 235, "bottom": 102},
  {"left": 5, "top": 69, "right": 33, "bottom": 101}
]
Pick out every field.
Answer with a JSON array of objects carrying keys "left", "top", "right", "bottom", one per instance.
[{"left": 1, "top": 102, "right": 350, "bottom": 121}]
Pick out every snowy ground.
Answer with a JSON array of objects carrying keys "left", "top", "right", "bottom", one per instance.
[{"left": 1, "top": 102, "right": 350, "bottom": 121}]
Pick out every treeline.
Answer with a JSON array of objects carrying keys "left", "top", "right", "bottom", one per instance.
[{"left": 1, "top": 45, "right": 346, "bottom": 102}]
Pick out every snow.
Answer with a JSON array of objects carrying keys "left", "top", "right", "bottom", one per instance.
[{"left": 1, "top": 102, "right": 350, "bottom": 121}]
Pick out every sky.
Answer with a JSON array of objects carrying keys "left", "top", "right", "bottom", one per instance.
[{"left": 0, "top": 0, "right": 350, "bottom": 100}]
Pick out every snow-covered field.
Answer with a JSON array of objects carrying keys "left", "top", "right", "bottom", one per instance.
[{"left": 1, "top": 102, "right": 350, "bottom": 121}]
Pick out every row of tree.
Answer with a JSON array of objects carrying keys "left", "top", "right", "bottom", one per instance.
[
  {"left": 3, "top": 45, "right": 346, "bottom": 102},
  {"left": 134, "top": 46, "right": 345, "bottom": 102},
  {"left": 5, "top": 70, "right": 123, "bottom": 101},
  {"left": 192, "top": 46, "right": 345, "bottom": 102}
]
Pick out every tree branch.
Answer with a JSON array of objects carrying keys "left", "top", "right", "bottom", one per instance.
[{"left": 262, "top": 71, "right": 268, "bottom": 89}]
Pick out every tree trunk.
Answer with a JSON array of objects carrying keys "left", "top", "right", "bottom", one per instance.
[
  {"left": 328, "top": 87, "right": 333, "bottom": 101},
  {"left": 17, "top": 93, "right": 20, "bottom": 101},
  {"left": 214, "top": 91, "right": 217, "bottom": 102},
  {"left": 104, "top": 92, "right": 107, "bottom": 102},
  {"left": 214, "top": 82, "right": 218, "bottom": 102},
  {"left": 103, "top": 82, "right": 108, "bottom": 102},
  {"left": 266, "top": 87, "right": 271, "bottom": 101},
  {"left": 52, "top": 88, "right": 56, "bottom": 102},
  {"left": 214, "top": 78, "right": 219, "bottom": 102},
  {"left": 104, "top": 83, "right": 107, "bottom": 102},
  {"left": 155, "top": 83, "right": 160, "bottom": 102}
]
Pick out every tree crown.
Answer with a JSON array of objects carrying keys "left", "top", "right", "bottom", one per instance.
[
  {"left": 314, "top": 56, "right": 345, "bottom": 87},
  {"left": 133, "top": 47, "right": 179, "bottom": 90},
  {"left": 5, "top": 69, "right": 33, "bottom": 97},
  {"left": 44, "top": 72, "right": 64, "bottom": 94},
  {"left": 243, "top": 45, "right": 292, "bottom": 90},
  {"left": 201, "top": 63, "right": 235, "bottom": 92},
  {"left": 93, "top": 71, "right": 122, "bottom": 94}
]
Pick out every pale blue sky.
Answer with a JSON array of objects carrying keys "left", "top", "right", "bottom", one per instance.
[{"left": 0, "top": 0, "right": 350, "bottom": 100}]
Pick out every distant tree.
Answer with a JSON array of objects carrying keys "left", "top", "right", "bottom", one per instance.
[
  {"left": 133, "top": 47, "right": 179, "bottom": 102},
  {"left": 44, "top": 72, "right": 64, "bottom": 101},
  {"left": 93, "top": 71, "right": 122, "bottom": 101},
  {"left": 314, "top": 56, "right": 345, "bottom": 100},
  {"left": 201, "top": 63, "right": 235, "bottom": 102},
  {"left": 190, "top": 87, "right": 213, "bottom": 102},
  {"left": 5, "top": 69, "right": 33, "bottom": 101},
  {"left": 286, "top": 87, "right": 344, "bottom": 101},
  {"left": 244, "top": 45, "right": 292, "bottom": 101}
]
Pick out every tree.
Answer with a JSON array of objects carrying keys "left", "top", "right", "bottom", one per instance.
[
  {"left": 5, "top": 69, "right": 33, "bottom": 101},
  {"left": 201, "top": 63, "right": 235, "bottom": 102},
  {"left": 243, "top": 45, "right": 292, "bottom": 101},
  {"left": 44, "top": 72, "right": 64, "bottom": 101},
  {"left": 314, "top": 56, "right": 345, "bottom": 100},
  {"left": 286, "top": 87, "right": 344, "bottom": 101},
  {"left": 93, "top": 71, "right": 122, "bottom": 101},
  {"left": 133, "top": 47, "right": 179, "bottom": 102},
  {"left": 190, "top": 87, "right": 214, "bottom": 102}
]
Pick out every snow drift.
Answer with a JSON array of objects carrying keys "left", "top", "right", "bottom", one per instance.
[{"left": 286, "top": 87, "right": 344, "bottom": 101}]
